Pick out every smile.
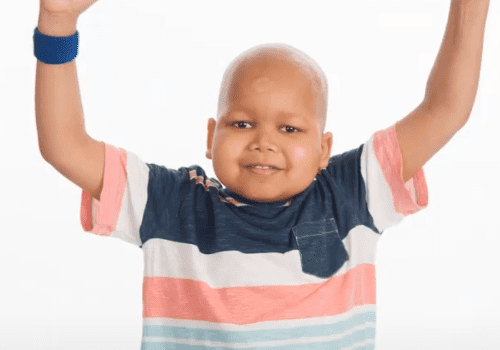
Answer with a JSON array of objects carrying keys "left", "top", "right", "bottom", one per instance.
[{"left": 245, "top": 166, "right": 280, "bottom": 175}]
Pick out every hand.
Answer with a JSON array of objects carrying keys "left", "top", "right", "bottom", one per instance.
[{"left": 40, "top": 0, "right": 100, "bottom": 19}]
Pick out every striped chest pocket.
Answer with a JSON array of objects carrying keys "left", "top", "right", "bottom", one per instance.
[{"left": 292, "top": 218, "right": 349, "bottom": 278}]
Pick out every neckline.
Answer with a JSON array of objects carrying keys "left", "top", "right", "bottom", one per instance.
[{"left": 224, "top": 188, "right": 294, "bottom": 207}]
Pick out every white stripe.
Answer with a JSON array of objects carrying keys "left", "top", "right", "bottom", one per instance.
[
  {"left": 339, "top": 339, "right": 375, "bottom": 350},
  {"left": 360, "top": 133, "right": 404, "bottom": 233},
  {"left": 341, "top": 226, "right": 379, "bottom": 271},
  {"left": 142, "top": 227, "right": 379, "bottom": 288},
  {"left": 142, "top": 322, "right": 376, "bottom": 348},
  {"left": 144, "top": 304, "right": 376, "bottom": 330},
  {"left": 110, "top": 149, "right": 149, "bottom": 247}
]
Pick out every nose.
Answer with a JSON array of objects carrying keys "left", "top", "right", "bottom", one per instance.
[{"left": 250, "top": 128, "right": 278, "bottom": 152}]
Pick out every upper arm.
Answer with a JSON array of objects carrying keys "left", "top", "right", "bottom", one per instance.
[
  {"left": 44, "top": 136, "right": 105, "bottom": 201},
  {"left": 395, "top": 102, "right": 467, "bottom": 183}
]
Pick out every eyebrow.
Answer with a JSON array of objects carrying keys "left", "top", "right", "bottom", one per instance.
[{"left": 277, "top": 112, "right": 308, "bottom": 121}]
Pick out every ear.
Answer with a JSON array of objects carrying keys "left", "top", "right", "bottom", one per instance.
[
  {"left": 319, "top": 132, "right": 333, "bottom": 170},
  {"left": 206, "top": 118, "right": 216, "bottom": 159}
]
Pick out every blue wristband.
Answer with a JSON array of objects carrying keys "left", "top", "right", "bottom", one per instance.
[{"left": 33, "top": 27, "right": 79, "bottom": 65}]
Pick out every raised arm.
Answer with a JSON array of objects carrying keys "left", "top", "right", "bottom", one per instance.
[
  {"left": 395, "top": 0, "right": 490, "bottom": 183},
  {"left": 35, "top": 2, "right": 105, "bottom": 201}
]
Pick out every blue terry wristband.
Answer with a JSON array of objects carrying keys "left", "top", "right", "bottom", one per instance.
[{"left": 33, "top": 27, "right": 79, "bottom": 65}]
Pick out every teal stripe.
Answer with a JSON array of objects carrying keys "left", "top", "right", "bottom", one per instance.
[
  {"left": 144, "top": 311, "right": 375, "bottom": 344},
  {"left": 142, "top": 327, "right": 375, "bottom": 349},
  {"left": 142, "top": 312, "right": 375, "bottom": 349}
]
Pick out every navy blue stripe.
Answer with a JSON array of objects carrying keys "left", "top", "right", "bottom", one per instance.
[{"left": 140, "top": 144, "right": 378, "bottom": 255}]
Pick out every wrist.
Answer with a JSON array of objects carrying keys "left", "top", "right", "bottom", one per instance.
[{"left": 37, "top": 10, "right": 78, "bottom": 37}]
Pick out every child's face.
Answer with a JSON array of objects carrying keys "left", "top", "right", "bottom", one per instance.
[{"left": 206, "top": 59, "right": 333, "bottom": 203}]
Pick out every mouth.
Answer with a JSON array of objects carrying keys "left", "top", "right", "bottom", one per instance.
[{"left": 244, "top": 165, "right": 281, "bottom": 175}]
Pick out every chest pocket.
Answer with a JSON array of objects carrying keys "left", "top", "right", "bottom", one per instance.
[{"left": 292, "top": 218, "right": 349, "bottom": 278}]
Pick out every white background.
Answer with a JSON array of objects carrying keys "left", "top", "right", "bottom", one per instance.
[{"left": 1, "top": 0, "right": 499, "bottom": 349}]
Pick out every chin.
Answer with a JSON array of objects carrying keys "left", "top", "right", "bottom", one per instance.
[{"left": 250, "top": 196, "right": 278, "bottom": 203}]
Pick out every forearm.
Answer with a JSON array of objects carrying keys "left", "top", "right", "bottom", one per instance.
[
  {"left": 424, "top": 0, "right": 490, "bottom": 120},
  {"left": 35, "top": 10, "right": 89, "bottom": 162}
]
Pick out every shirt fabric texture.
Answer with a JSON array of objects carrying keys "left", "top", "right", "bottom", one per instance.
[{"left": 80, "top": 123, "right": 429, "bottom": 349}]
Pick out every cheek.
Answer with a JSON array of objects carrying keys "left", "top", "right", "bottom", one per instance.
[
  {"left": 216, "top": 137, "right": 246, "bottom": 159},
  {"left": 227, "top": 139, "right": 246, "bottom": 156},
  {"left": 292, "top": 147, "right": 309, "bottom": 164}
]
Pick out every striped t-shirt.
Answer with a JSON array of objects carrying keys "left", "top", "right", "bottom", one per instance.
[{"left": 80, "top": 123, "right": 428, "bottom": 349}]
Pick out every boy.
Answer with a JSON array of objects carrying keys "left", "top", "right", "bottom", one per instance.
[{"left": 35, "top": 0, "right": 490, "bottom": 348}]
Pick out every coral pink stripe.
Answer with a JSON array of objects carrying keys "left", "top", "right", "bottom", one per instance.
[
  {"left": 374, "top": 125, "right": 429, "bottom": 216},
  {"left": 80, "top": 143, "right": 128, "bottom": 235},
  {"left": 143, "top": 264, "right": 376, "bottom": 324}
]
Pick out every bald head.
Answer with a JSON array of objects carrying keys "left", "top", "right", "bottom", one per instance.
[{"left": 217, "top": 43, "right": 329, "bottom": 134}]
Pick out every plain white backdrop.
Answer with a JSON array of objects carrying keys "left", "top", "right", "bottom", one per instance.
[{"left": 1, "top": 0, "right": 499, "bottom": 349}]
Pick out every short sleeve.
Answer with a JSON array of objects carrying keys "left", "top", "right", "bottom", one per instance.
[
  {"left": 360, "top": 123, "right": 429, "bottom": 233},
  {"left": 79, "top": 143, "right": 150, "bottom": 247}
]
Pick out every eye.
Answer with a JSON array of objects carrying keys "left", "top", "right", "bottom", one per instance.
[
  {"left": 231, "top": 121, "right": 251, "bottom": 129},
  {"left": 281, "top": 125, "right": 301, "bottom": 133},
  {"left": 230, "top": 121, "right": 301, "bottom": 133}
]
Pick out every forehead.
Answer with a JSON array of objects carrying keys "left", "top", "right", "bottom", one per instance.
[
  {"left": 226, "top": 59, "right": 316, "bottom": 109},
  {"left": 217, "top": 55, "right": 321, "bottom": 126},
  {"left": 232, "top": 58, "right": 311, "bottom": 89},
  {"left": 250, "top": 76, "right": 275, "bottom": 93}
]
